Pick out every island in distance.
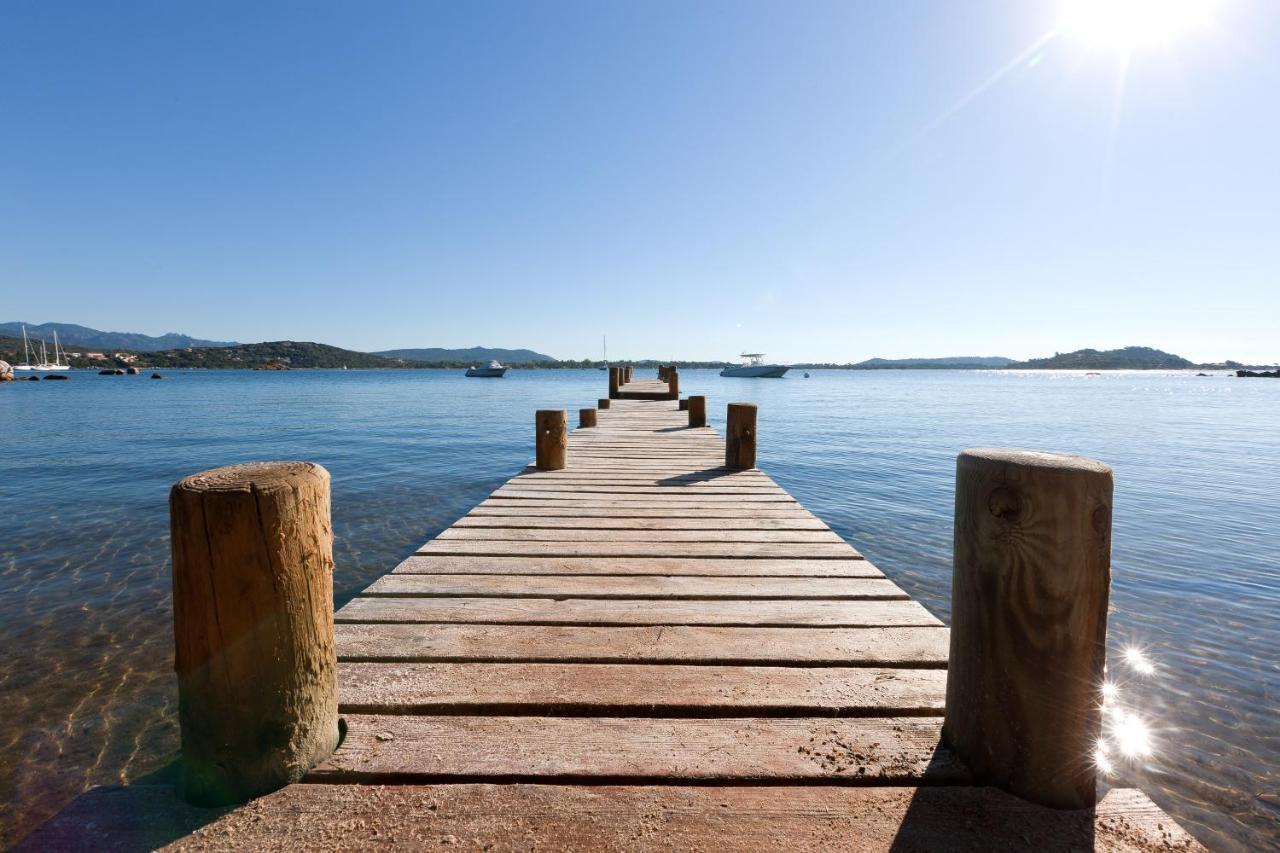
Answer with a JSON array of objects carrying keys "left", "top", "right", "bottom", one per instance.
[{"left": 3, "top": 322, "right": 1276, "bottom": 372}]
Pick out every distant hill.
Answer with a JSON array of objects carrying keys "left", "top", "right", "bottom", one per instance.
[
  {"left": 0, "top": 322, "right": 234, "bottom": 351},
  {"left": 0, "top": 337, "right": 412, "bottom": 369},
  {"left": 374, "top": 346, "right": 556, "bottom": 363},
  {"left": 1007, "top": 346, "right": 1194, "bottom": 370},
  {"left": 851, "top": 356, "right": 1014, "bottom": 369}
]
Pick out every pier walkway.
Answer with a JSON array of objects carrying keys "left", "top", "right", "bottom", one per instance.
[{"left": 21, "top": 384, "right": 1199, "bottom": 850}]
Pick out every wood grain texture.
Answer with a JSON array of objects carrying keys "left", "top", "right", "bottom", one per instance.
[
  {"left": 169, "top": 461, "right": 339, "bottom": 805},
  {"left": 725, "top": 402, "right": 758, "bottom": 469},
  {"left": 534, "top": 410, "right": 567, "bottom": 471},
  {"left": 362, "top": 573, "right": 905, "bottom": 599},
  {"left": 390, "top": 555, "right": 879, "bottom": 577},
  {"left": 416, "top": 540, "right": 859, "bottom": 558},
  {"left": 945, "top": 448, "right": 1113, "bottom": 810},
  {"left": 313, "top": 715, "right": 959, "bottom": 781},
  {"left": 334, "top": 624, "right": 950, "bottom": 666},
  {"left": 335, "top": 596, "right": 942, "bottom": 627},
  {"left": 19, "top": 784, "right": 1203, "bottom": 852},
  {"left": 335, "top": 662, "right": 947, "bottom": 715}
]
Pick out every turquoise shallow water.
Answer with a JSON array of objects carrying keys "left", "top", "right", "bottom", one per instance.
[{"left": 1, "top": 368, "right": 1276, "bottom": 847}]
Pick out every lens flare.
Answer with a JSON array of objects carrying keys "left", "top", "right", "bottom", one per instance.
[
  {"left": 1124, "top": 646, "right": 1156, "bottom": 675},
  {"left": 1059, "top": 0, "right": 1219, "bottom": 50}
]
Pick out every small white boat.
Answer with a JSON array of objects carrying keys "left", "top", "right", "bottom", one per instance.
[
  {"left": 14, "top": 326, "right": 70, "bottom": 371},
  {"left": 720, "top": 353, "right": 788, "bottom": 378},
  {"left": 465, "top": 360, "right": 508, "bottom": 378}
]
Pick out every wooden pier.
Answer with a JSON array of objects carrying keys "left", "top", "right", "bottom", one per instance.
[{"left": 21, "top": 375, "right": 1201, "bottom": 850}]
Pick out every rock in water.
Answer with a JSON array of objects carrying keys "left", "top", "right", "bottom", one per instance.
[
  {"left": 126, "top": 366, "right": 141, "bottom": 375},
  {"left": 151, "top": 373, "right": 164, "bottom": 379},
  {"left": 0, "top": 359, "right": 12, "bottom": 379},
  {"left": 43, "top": 374, "right": 70, "bottom": 380}
]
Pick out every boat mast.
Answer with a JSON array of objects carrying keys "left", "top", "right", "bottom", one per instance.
[
  {"left": 21, "top": 325, "right": 32, "bottom": 368},
  {"left": 53, "top": 331, "right": 63, "bottom": 366}
]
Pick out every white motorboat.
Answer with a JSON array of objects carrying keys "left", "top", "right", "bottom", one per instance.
[
  {"left": 465, "top": 360, "right": 508, "bottom": 378},
  {"left": 14, "top": 326, "right": 70, "bottom": 371},
  {"left": 720, "top": 353, "right": 788, "bottom": 378}
]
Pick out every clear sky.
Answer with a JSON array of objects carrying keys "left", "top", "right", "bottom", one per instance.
[{"left": 3, "top": 1, "right": 1278, "bottom": 362}]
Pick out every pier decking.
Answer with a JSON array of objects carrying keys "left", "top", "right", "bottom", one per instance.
[{"left": 21, "top": 388, "right": 1199, "bottom": 850}]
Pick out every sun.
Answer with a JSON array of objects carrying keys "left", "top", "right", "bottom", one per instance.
[{"left": 1059, "top": 0, "right": 1219, "bottom": 51}]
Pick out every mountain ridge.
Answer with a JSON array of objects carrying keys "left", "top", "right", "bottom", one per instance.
[
  {"left": 0, "top": 322, "right": 235, "bottom": 352},
  {"left": 374, "top": 346, "right": 556, "bottom": 362}
]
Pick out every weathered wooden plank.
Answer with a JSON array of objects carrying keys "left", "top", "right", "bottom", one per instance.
[
  {"left": 390, "top": 555, "right": 881, "bottom": 577},
  {"left": 468, "top": 502, "right": 819, "bottom": 514},
  {"left": 434, "top": 528, "right": 845, "bottom": 543},
  {"left": 363, "top": 574, "right": 905, "bottom": 600},
  {"left": 334, "top": 624, "right": 950, "bottom": 666},
  {"left": 490, "top": 489, "right": 798, "bottom": 502},
  {"left": 18, "top": 784, "right": 1204, "bottom": 852},
  {"left": 417, "top": 541, "right": 860, "bottom": 558},
  {"left": 313, "top": 715, "right": 959, "bottom": 782},
  {"left": 456, "top": 514, "right": 830, "bottom": 529},
  {"left": 335, "top": 663, "right": 947, "bottom": 715},
  {"left": 495, "top": 485, "right": 788, "bottom": 495},
  {"left": 335, "top": 597, "right": 940, "bottom": 627},
  {"left": 480, "top": 497, "right": 805, "bottom": 509}
]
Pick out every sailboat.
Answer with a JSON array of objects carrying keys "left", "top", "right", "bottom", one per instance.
[
  {"left": 14, "top": 326, "right": 70, "bottom": 371},
  {"left": 597, "top": 336, "right": 609, "bottom": 370}
]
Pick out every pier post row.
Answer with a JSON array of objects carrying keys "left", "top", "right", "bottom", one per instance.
[
  {"left": 943, "top": 448, "right": 1113, "bottom": 809},
  {"left": 688, "top": 395, "right": 707, "bottom": 428},
  {"left": 535, "top": 409, "right": 568, "bottom": 470},
  {"left": 168, "top": 461, "right": 339, "bottom": 806},
  {"left": 579, "top": 407, "right": 597, "bottom": 428},
  {"left": 34, "top": 391, "right": 1189, "bottom": 849},
  {"left": 725, "top": 402, "right": 757, "bottom": 468}
]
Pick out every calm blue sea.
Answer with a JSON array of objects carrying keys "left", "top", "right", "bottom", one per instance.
[{"left": 1, "top": 368, "right": 1276, "bottom": 848}]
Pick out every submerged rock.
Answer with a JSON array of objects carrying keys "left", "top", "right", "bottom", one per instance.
[
  {"left": 151, "top": 373, "right": 164, "bottom": 379},
  {"left": 126, "top": 366, "right": 141, "bottom": 375},
  {"left": 43, "top": 374, "right": 69, "bottom": 380},
  {"left": 1236, "top": 369, "right": 1280, "bottom": 378}
]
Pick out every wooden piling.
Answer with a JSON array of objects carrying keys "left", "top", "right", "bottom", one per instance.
[
  {"left": 536, "top": 410, "right": 568, "bottom": 470},
  {"left": 579, "top": 408, "right": 597, "bottom": 428},
  {"left": 943, "top": 449, "right": 1113, "bottom": 810},
  {"left": 678, "top": 399, "right": 689, "bottom": 411},
  {"left": 597, "top": 398, "right": 611, "bottom": 410},
  {"left": 169, "top": 461, "right": 338, "bottom": 806},
  {"left": 688, "top": 395, "right": 707, "bottom": 428},
  {"left": 609, "top": 368, "right": 620, "bottom": 399},
  {"left": 725, "top": 403, "right": 757, "bottom": 468},
  {"left": 667, "top": 368, "right": 679, "bottom": 400}
]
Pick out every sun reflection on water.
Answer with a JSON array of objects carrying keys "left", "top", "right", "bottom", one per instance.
[{"left": 1094, "top": 646, "right": 1160, "bottom": 776}]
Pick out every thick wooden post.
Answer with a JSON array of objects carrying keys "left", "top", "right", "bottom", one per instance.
[
  {"left": 609, "top": 367, "right": 620, "bottom": 399},
  {"left": 579, "top": 408, "right": 597, "bottom": 428},
  {"left": 626, "top": 366, "right": 633, "bottom": 383},
  {"left": 688, "top": 395, "right": 707, "bottom": 428},
  {"left": 725, "top": 403, "right": 756, "bottom": 468},
  {"left": 536, "top": 410, "right": 567, "bottom": 470},
  {"left": 170, "top": 461, "right": 338, "bottom": 806},
  {"left": 678, "top": 399, "right": 689, "bottom": 411},
  {"left": 944, "top": 449, "right": 1113, "bottom": 809},
  {"left": 667, "top": 368, "right": 679, "bottom": 400},
  {"left": 598, "top": 397, "right": 611, "bottom": 410}
]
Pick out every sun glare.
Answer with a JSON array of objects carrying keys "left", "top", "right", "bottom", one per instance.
[{"left": 1060, "top": 0, "right": 1218, "bottom": 50}]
